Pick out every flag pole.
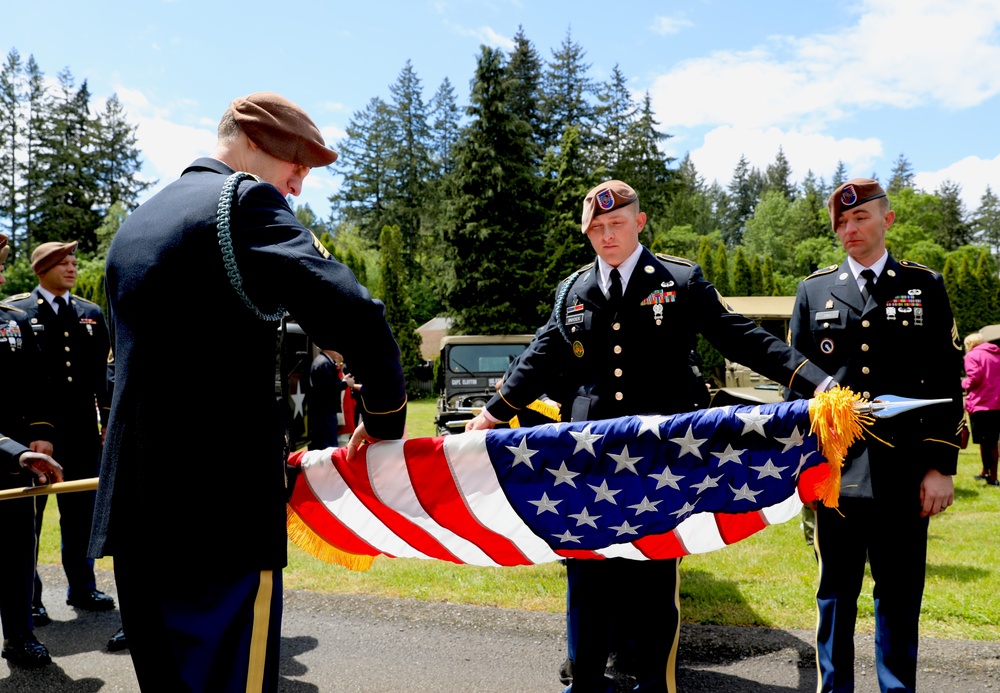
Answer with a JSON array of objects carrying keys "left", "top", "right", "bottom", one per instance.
[{"left": 0, "top": 477, "right": 98, "bottom": 502}]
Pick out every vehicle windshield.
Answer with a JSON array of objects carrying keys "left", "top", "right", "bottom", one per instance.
[{"left": 447, "top": 344, "right": 528, "bottom": 374}]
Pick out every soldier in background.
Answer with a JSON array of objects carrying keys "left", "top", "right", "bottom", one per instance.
[
  {"left": 7, "top": 241, "right": 114, "bottom": 622},
  {"left": 0, "top": 232, "right": 63, "bottom": 668}
]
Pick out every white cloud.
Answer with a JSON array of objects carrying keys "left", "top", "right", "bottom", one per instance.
[
  {"left": 445, "top": 21, "right": 514, "bottom": 50},
  {"left": 651, "top": 15, "right": 692, "bottom": 35},
  {"left": 915, "top": 153, "right": 1000, "bottom": 211},
  {"left": 649, "top": 0, "right": 1000, "bottom": 131},
  {"left": 688, "top": 125, "right": 883, "bottom": 187}
]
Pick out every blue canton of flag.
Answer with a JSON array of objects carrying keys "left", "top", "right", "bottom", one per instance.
[{"left": 486, "top": 399, "right": 819, "bottom": 552}]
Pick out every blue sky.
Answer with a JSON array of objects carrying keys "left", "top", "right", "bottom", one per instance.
[{"left": 4, "top": 0, "right": 1000, "bottom": 217}]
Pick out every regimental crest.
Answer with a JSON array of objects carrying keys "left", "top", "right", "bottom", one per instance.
[
  {"left": 841, "top": 184, "right": 858, "bottom": 206},
  {"left": 596, "top": 188, "right": 615, "bottom": 210}
]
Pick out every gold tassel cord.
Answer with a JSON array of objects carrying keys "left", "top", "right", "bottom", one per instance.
[
  {"left": 807, "top": 387, "right": 872, "bottom": 509},
  {"left": 286, "top": 505, "right": 375, "bottom": 572}
]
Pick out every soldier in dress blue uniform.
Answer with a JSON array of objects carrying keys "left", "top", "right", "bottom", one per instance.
[
  {"left": 466, "top": 181, "right": 834, "bottom": 693},
  {"left": 0, "top": 232, "right": 63, "bottom": 669},
  {"left": 7, "top": 241, "right": 115, "bottom": 621},
  {"left": 787, "top": 178, "right": 964, "bottom": 693},
  {"left": 90, "top": 92, "right": 407, "bottom": 692}
]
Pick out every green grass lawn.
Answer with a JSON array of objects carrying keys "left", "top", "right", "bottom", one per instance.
[{"left": 40, "top": 396, "right": 1000, "bottom": 640}]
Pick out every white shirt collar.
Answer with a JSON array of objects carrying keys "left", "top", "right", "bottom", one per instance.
[
  {"left": 36, "top": 286, "right": 68, "bottom": 312},
  {"left": 846, "top": 251, "right": 888, "bottom": 284},
  {"left": 596, "top": 244, "right": 644, "bottom": 297}
]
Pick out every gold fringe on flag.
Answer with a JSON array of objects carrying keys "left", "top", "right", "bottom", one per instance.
[
  {"left": 807, "top": 386, "right": 872, "bottom": 509},
  {"left": 510, "top": 398, "right": 562, "bottom": 428},
  {"left": 286, "top": 504, "right": 375, "bottom": 572}
]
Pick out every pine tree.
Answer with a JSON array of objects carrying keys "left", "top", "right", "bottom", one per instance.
[
  {"left": 615, "top": 92, "right": 673, "bottom": 233},
  {"left": 933, "top": 180, "right": 971, "bottom": 251},
  {"left": 332, "top": 96, "right": 395, "bottom": 242},
  {"left": 0, "top": 49, "right": 22, "bottom": 245},
  {"left": 696, "top": 236, "right": 715, "bottom": 284},
  {"left": 91, "top": 94, "right": 153, "bottom": 212},
  {"left": 887, "top": 154, "right": 915, "bottom": 195},
  {"left": 539, "top": 29, "right": 596, "bottom": 154},
  {"left": 443, "top": 46, "right": 544, "bottom": 334},
  {"left": 765, "top": 146, "right": 795, "bottom": 200},
  {"left": 593, "top": 64, "right": 636, "bottom": 175},
  {"left": 712, "top": 241, "right": 731, "bottom": 295},
  {"left": 723, "top": 155, "right": 764, "bottom": 247},
  {"left": 20, "top": 54, "right": 46, "bottom": 252},
  {"left": 507, "top": 26, "right": 545, "bottom": 155},
  {"left": 830, "top": 161, "right": 848, "bottom": 190},
  {"left": 731, "top": 246, "right": 753, "bottom": 296},
  {"left": 427, "top": 78, "right": 460, "bottom": 180},
  {"left": 30, "top": 70, "right": 101, "bottom": 249},
  {"left": 378, "top": 224, "right": 423, "bottom": 395},
  {"left": 971, "top": 185, "right": 1000, "bottom": 257}
]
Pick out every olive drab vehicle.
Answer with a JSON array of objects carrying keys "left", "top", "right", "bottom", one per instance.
[{"left": 434, "top": 334, "right": 534, "bottom": 435}]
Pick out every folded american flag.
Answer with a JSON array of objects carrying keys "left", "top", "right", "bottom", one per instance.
[{"left": 287, "top": 398, "right": 832, "bottom": 570}]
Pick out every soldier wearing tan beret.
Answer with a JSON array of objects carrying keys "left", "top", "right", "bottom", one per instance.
[
  {"left": 92, "top": 92, "right": 406, "bottom": 692},
  {"left": 0, "top": 232, "right": 63, "bottom": 668},
  {"left": 7, "top": 239, "right": 114, "bottom": 624},
  {"left": 788, "top": 178, "right": 964, "bottom": 691},
  {"left": 467, "top": 180, "right": 834, "bottom": 693}
]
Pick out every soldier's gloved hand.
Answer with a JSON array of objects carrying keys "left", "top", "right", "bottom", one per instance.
[{"left": 18, "top": 451, "right": 64, "bottom": 485}]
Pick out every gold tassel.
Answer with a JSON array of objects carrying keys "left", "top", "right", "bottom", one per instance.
[
  {"left": 511, "top": 398, "right": 562, "bottom": 428},
  {"left": 286, "top": 505, "right": 375, "bottom": 572},
  {"left": 807, "top": 386, "right": 873, "bottom": 509}
]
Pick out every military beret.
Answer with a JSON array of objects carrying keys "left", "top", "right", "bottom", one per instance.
[
  {"left": 581, "top": 180, "right": 638, "bottom": 233},
  {"left": 31, "top": 241, "right": 78, "bottom": 275},
  {"left": 230, "top": 92, "right": 338, "bottom": 168},
  {"left": 0, "top": 232, "right": 8, "bottom": 265},
  {"left": 828, "top": 178, "right": 887, "bottom": 229}
]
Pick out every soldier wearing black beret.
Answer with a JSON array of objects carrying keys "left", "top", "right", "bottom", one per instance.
[
  {"left": 91, "top": 92, "right": 407, "bottom": 692},
  {"left": 0, "top": 232, "right": 63, "bottom": 668},
  {"left": 467, "top": 181, "right": 834, "bottom": 693},
  {"left": 7, "top": 239, "right": 115, "bottom": 622},
  {"left": 788, "top": 178, "right": 964, "bottom": 692}
]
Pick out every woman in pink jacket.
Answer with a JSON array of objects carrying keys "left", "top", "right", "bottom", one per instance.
[{"left": 963, "top": 332, "right": 1000, "bottom": 486}]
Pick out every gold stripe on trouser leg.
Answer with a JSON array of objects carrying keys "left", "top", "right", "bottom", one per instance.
[
  {"left": 814, "top": 512, "right": 823, "bottom": 693},
  {"left": 246, "top": 570, "right": 273, "bottom": 693},
  {"left": 666, "top": 559, "right": 681, "bottom": 693}
]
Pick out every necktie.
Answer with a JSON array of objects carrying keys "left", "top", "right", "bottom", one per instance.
[
  {"left": 860, "top": 268, "right": 877, "bottom": 303},
  {"left": 609, "top": 268, "right": 623, "bottom": 305},
  {"left": 53, "top": 295, "right": 67, "bottom": 315}
]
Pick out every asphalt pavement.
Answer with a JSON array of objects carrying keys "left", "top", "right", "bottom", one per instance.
[{"left": 2, "top": 565, "right": 996, "bottom": 692}]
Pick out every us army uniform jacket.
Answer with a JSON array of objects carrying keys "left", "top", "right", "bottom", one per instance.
[
  {"left": 90, "top": 158, "right": 407, "bottom": 571},
  {"left": 0, "top": 301, "right": 43, "bottom": 472},
  {"left": 788, "top": 255, "right": 964, "bottom": 500},
  {"left": 7, "top": 287, "right": 111, "bottom": 439},
  {"left": 486, "top": 247, "right": 830, "bottom": 423}
]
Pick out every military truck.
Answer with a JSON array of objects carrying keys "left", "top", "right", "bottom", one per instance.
[
  {"left": 709, "top": 295, "right": 795, "bottom": 407},
  {"left": 434, "top": 334, "right": 534, "bottom": 435}
]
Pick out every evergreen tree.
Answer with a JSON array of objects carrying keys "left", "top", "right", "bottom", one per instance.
[
  {"left": 593, "top": 64, "right": 636, "bottom": 175},
  {"left": 748, "top": 253, "right": 763, "bottom": 295},
  {"left": 974, "top": 251, "right": 1000, "bottom": 328},
  {"left": 506, "top": 27, "right": 545, "bottom": 154},
  {"left": 723, "top": 154, "right": 764, "bottom": 247},
  {"left": 661, "top": 154, "right": 716, "bottom": 237},
  {"left": 696, "top": 236, "right": 715, "bottom": 284},
  {"left": 786, "top": 170, "right": 829, "bottom": 243},
  {"left": 932, "top": 179, "right": 971, "bottom": 251},
  {"left": 760, "top": 254, "right": 776, "bottom": 295},
  {"left": 764, "top": 146, "right": 795, "bottom": 200},
  {"left": 887, "top": 153, "right": 915, "bottom": 195},
  {"left": 443, "top": 46, "right": 543, "bottom": 334},
  {"left": 20, "top": 54, "right": 46, "bottom": 252},
  {"left": 91, "top": 93, "right": 153, "bottom": 212},
  {"left": 30, "top": 70, "right": 101, "bottom": 249},
  {"left": 615, "top": 92, "right": 673, "bottom": 235},
  {"left": 378, "top": 224, "right": 423, "bottom": 395},
  {"left": 731, "top": 246, "right": 753, "bottom": 295},
  {"left": 539, "top": 29, "right": 596, "bottom": 153},
  {"left": 971, "top": 185, "right": 1000, "bottom": 257},
  {"left": 830, "top": 160, "right": 848, "bottom": 190},
  {"left": 332, "top": 96, "right": 395, "bottom": 242},
  {"left": 712, "top": 241, "right": 731, "bottom": 295},
  {"left": 0, "top": 49, "right": 22, "bottom": 244},
  {"left": 427, "top": 78, "right": 461, "bottom": 179}
]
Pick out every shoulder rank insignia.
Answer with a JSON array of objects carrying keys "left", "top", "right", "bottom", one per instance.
[
  {"left": 805, "top": 264, "right": 839, "bottom": 280},
  {"left": 654, "top": 253, "right": 694, "bottom": 267},
  {"left": 72, "top": 295, "right": 97, "bottom": 306},
  {"left": 900, "top": 259, "right": 939, "bottom": 276},
  {"left": 4, "top": 292, "right": 31, "bottom": 302},
  {"left": 0, "top": 303, "right": 23, "bottom": 313}
]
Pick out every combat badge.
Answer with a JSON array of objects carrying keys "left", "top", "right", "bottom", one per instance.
[{"left": 573, "top": 341, "right": 585, "bottom": 358}]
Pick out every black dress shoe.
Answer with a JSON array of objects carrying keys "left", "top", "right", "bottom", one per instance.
[
  {"left": 2, "top": 634, "right": 51, "bottom": 668},
  {"left": 31, "top": 604, "right": 50, "bottom": 627},
  {"left": 107, "top": 627, "right": 128, "bottom": 652},
  {"left": 66, "top": 589, "right": 116, "bottom": 611}
]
